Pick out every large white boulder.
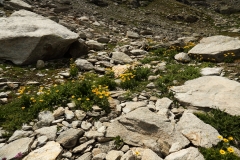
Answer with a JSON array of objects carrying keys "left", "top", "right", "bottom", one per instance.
[
  {"left": 171, "top": 76, "right": 240, "bottom": 115},
  {"left": 188, "top": 35, "right": 240, "bottom": 62},
  {"left": 0, "top": 10, "right": 78, "bottom": 65}
]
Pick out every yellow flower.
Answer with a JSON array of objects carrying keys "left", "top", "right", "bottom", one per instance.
[
  {"left": 77, "top": 98, "right": 81, "bottom": 101},
  {"left": 56, "top": 90, "right": 59, "bottom": 93},
  {"left": 223, "top": 138, "right": 229, "bottom": 143},
  {"left": 227, "top": 147, "right": 234, "bottom": 153},
  {"left": 218, "top": 135, "right": 223, "bottom": 140},
  {"left": 135, "top": 150, "right": 141, "bottom": 156},
  {"left": 99, "top": 95, "right": 103, "bottom": 99},
  {"left": 30, "top": 97, "right": 34, "bottom": 100},
  {"left": 32, "top": 99, "right": 36, "bottom": 103},
  {"left": 22, "top": 106, "right": 25, "bottom": 110},
  {"left": 220, "top": 149, "right": 226, "bottom": 155},
  {"left": 54, "top": 84, "right": 57, "bottom": 87},
  {"left": 228, "top": 137, "right": 234, "bottom": 141},
  {"left": 86, "top": 98, "right": 90, "bottom": 101},
  {"left": 39, "top": 99, "right": 44, "bottom": 102},
  {"left": 72, "top": 95, "right": 75, "bottom": 99}
]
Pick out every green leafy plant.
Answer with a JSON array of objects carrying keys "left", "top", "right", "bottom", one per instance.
[
  {"left": 224, "top": 52, "right": 235, "bottom": 63},
  {"left": 113, "top": 135, "right": 124, "bottom": 149},
  {"left": 69, "top": 58, "right": 79, "bottom": 77}
]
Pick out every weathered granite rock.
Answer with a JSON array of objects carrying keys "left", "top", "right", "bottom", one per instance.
[
  {"left": 111, "top": 52, "right": 133, "bottom": 64},
  {"left": 200, "top": 67, "right": 223, "bottom": 76},
  {"left": 35, "top": 111, "right": 54, "bottom": 128},
  {"left": 5, "top": 0, "right": 32, "bottom": 11},
  {"left": 106, "top": 150, "right": 124, "bottom": 160},
  {"left": 122, "top": 101, "right": 147, "bottom": 113},
  {"left": 106, "top": 107, "right": 189, "bottom": 156},
  {"left": 165, "top": 147, "right": 204, "bottom": 160},
  {"left": 75, "top": 58, "right": 94, "bottom": 70},
  {"left": 34, "top": 125, "right": 57, "bottom": 141},
  {"left": 8, "top": 130, "right": 33, "bottom": 142},
  {"left": 177, "top": 111, "right": 220, "bottom": 148},
  {"left": 174, "top": 52, "right": 191, "bottom": 62},
  {"left": 0, "top": 137, "right": 34, "bottom": 160},
  {"left": 56, "top": 128, "right": 84, "bottom": 148},
  {"left": 23, "top": 141, "right": 62, "bottom": 160},
  {"left": 0, "top": 10, "right": 78, "bottom": 65},
  {"left": 76, "top": 152, "right": 92, "bottom": 160},
  {"left": 171, "top": 76, "right": 240, "bottom": 115},
  {"left": 126, "top": 31, "right": 139, "bottom": 39},
  {"left": 188, "top": 35, "right": 240, "bottom": 62},
  {"left": 86, "top": 40, "right": 105, "bottom": 51},
  {"left": 73, "top": 139, "right": 95, "bottom": 153},
  {"left": 141, "top": 148, "right": 163, "bottom": 160}
]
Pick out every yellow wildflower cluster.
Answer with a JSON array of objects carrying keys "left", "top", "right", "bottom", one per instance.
[
  {"left": 224, "top": 52, "right": 235, "bottom": 57},
  {"left": 119, "top": 72, "right": 135, "bottom": 82},
  {"left": 92, "top": 85, "right": 110, "bottom": 98},
  {"left": 30, "top": 97, "right": 36, "bottom": 103},
  {"left": 183, "top": 42, "right": 195, "bottom": 49},
  {"left": 18, "top": 86, "right": 26, "bottom": 95},
  {"left": 218, "top": 135, "right": 234, "bottom": 155}
]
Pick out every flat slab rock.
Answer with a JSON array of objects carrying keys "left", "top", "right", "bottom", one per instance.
[
  {"left": 0, "top": 137, "right": 34, "bottom": 159},
  {"left": 188, "top": 35, "right": 240, "bottom": 62},
  {"left": 171, "top": 76, "right": 240, "bottom": 115},
  {"left": 106, "top": 107, "right": 189, "bottom": 156}
]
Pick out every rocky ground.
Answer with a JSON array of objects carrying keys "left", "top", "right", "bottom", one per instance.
[{"left": 0, "top": 0, "right": 240, "bottom": 160}]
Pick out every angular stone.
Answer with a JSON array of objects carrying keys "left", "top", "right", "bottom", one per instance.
[
  {"left": 86, "top": 40, "right": 105, "bottom": 51},
  {"left": 35, "top": 111, "right": 54, "bottom": 128},
  {"left": 177, "top": 111, "right": 220, "bottom": 148},
  {"left": 106, "top": 107, "right": 189, "bottom": 155},
  {"left": 188, "top": 35, "right": 240, "bottom": 62},
  {"left": 130, "top": 49, "right": 147, "bottom": 55},
  {"left": 73, "top": 139, "right": 95, "bottom": 153},
  {"left": 142, "top": 149, "right": 163, "bottom": 160},
  {"left": 75, "top": 110, "right": 86, "bottom": 121},
  {"left": 122, "top": 101, "right": 147, "bottom": 113},
  {"left": 84, "top": 130, "right": 104, "bottom": 139},
  {"left": 171, "top": 76, "right": 240, "bottom": 115},
  {"left": 174, "top": 52, "right": 191, "bottom": 62},
  {"left": 126, "top": 31, "right": 139, "bottom": 39},
  {"left": 0, "top": 10, "right": 78, "bottom": 65},
  {"left": 200, "top": 67, "right": 223, "bottom": 76},
  {"left": 106, "top": 150, "right": 124, "bottom": 160},
  {"left": 6, "top": 0, "right": 32, "bottom": 11},
  {"left": 111, "top": 52, "right": 133, "bottom": 64},
  {"left": 93, "top": 153, "right": 107, "bottom": 160},
  {"left": 76, "top": 152, "right": 92, "bottom": 160},
  {"left": 165, "top": 147, "right": 204, "bottom": 160},
  {"left": 34, "top": 125, "right": 57, "bottom": 141},
  {"left": 56, "top": 128, "right": 84, "bottom": 148},
  {"left": 120, "top": 150, "right": 135, "bottom": 160},
  {"left": 0, "top": 137, "right": 34, "bottom": 160},
  {"left": 53, "top": 107, "right": 65, "bottom": 118},
  {"left": 75, "top": 59, "right": 94, "bottom": 70},
  {"left": 23, "top": 141, "right": 62, "bottom": 160},
  {"left": 8, "top": 130, "right": 33, "bottom": 142}
]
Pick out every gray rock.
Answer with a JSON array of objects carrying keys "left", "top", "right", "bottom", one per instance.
[
  {"left": 142, "top": 149, "right": 163, "bottom": 160},
  {"left": 177, "top": 111, "right": 220, "bottom": 148},
  {"left": 174, "top": 52, "right": 191, "bottom": 62},
  {"left": 53, "top": 107, "right": 65, "bottom": 118},
  {"left": 200, "top": 67, "right": 223, "bottom": 76},
  {"left": 86, "top": 40, "right": 105, "bottom": 51},
  {"left": 171, "top": 76, "right": 240, "bottom": 115},
  {"left": 97, "top": 37, "right": 110, "bottom": 43},
  {"left": 126, "top": 31, "right": 140, "bottom": 39},
  {"left": 23, "top": 141, "right": 62, "bottom": 160},
  {"left": 35, "top": 111, "right": 54, "bottom": 128},
  {"left": 5, "top": 0, "right": 32, "bottom": 11},
  {"left": 37, "top": 135, "right": 48, "bottom": 146},
  {"left": 130, "top": 49, "right": 147, "bottom": 55},
  {"left": 56, "top": 128, "right": 84, "bottom": 148},
  {"left": 35, "top": 125, "right": 57, "bottom": 141},
  {"left": 106, "top": 150, "right": 124, "bottom": 160},
  {"left": 120, "top": 150, "right": 135, "bottom": 160},
  {"left": 81, "top": 121, "right": 92, "bottom": 130},
  {"left": 36, "top": 60, "right": 45, "bottom": 69},
  {"left": 146, "top": 82, "right": 155, "bottom": 89},
  {"left": 188, "top": 35, "right": 240, "bottom": 62},
  {"left": 75, "top": 58, "right": 94, "bottom": 70},
  {"left": 106, "top": 107, "right": 189, "bottom": 156},
  {"left": 93, "top": 153, "right": 107, "bottom": 160},
  {"left": 75, "top": 110, "right": 86, "bottom": 120},
  {"left": 111, "top": 52, "right": 133, "bottom": 64},
  {"left": 76, "top": 152, "right": 92, "bottom": 160},
  {"left": 165, "top": 147, "right": 204, "bottom": 160},
  {"left": 73, "top": 139, "right": 95, "bottom": 153},
  {"left": 0, "top": 10, "right": 78, "bottom": 65},
  {"left": 84, "top": 130, "right": 104, "bottom": 139},
  {"left": 0, "top": 137, "right": 34, "bottom": 160},
  {"left": 65, "top": 108, "right": 75, "bottom": 120},
  {"left": 155, "top": 97, "right": 172, "bottom": 116},
  {"left": 8, "top": 130, "right": 33, "bottom": 142},
  {"left": 122, "top": 101, "right": 147, "bottom": 113}
]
